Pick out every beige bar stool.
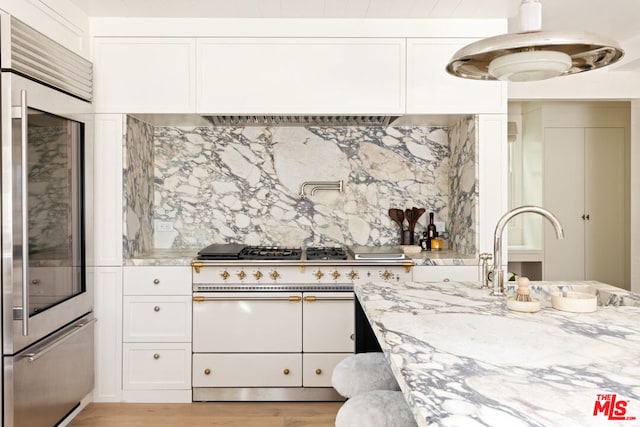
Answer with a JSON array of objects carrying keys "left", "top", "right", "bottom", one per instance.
[
  {"left": 331, "top": 352, "right": 400, "bottom": 398},
  {"left": 335, "top": 390, "right": 418, "bottom": 427}
]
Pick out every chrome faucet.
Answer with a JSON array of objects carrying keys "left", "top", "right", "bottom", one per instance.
[{"left": 488, "top": 205, "right": 564, "bottom": 296}]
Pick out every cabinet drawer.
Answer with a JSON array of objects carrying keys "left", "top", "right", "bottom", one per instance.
[
  {"left": 303, "top": 353, "right": 351, "bottom": 388},
  {"left": 412, "top": 266, "right": 478, "bottom": 282},
  {"left": 124, "top": 266, "right": 191, "bottom": 295},
  {"left": 123, "top": 343, "right": 191, "bottom": 390},
  {"left": 123, "top": 296, "right": 191, "bottom": 342},
  {"left": 193, "top": 354, "right": 302, "bottom": 387}
]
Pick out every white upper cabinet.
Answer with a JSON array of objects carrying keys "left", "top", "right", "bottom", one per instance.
[
  {"left": 196, "top": 38, "right": 406, "bottom": 114},
  {"left": 93, "top": 38, "right": 197, "bottom": 113},
  {"left": 407, "top": 38, "right": 506, "bottom": 114}
]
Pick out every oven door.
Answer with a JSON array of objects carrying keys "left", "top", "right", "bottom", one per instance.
[
  {"left": 193, "top": 292, "right": 302, "bottom": 353},
  {"left": 1, "top": 72, "right": 93, "bottom": 354}
]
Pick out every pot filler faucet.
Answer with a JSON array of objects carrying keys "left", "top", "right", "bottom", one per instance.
[{"left": 481, "top": 205, "right": 564, "bottom": 296}]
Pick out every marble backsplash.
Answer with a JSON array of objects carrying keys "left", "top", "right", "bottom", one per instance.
[{"left": 123, "top": 115, "right": 478, "bottom": 257}]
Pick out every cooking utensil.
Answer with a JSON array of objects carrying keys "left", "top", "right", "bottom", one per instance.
[{"left": 388, "top": 208, "right": 405, "bottom": 245}]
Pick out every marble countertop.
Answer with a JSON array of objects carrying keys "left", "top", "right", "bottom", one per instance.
[
  {"left": 355, "top": 280, "right": 640, "bottom": 427},
  {"left": 124, "top": 248, "right": 475, "bottom": 266}
]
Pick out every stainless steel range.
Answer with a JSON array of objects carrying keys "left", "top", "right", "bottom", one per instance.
[{"left": 191, "top": 244, "right": 413, "bottom": 402}]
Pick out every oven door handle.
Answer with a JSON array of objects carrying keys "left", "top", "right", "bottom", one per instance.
[
  {"left": 193, "top": 296, "right": 302, "bottom": 302},
  {"left": 303, "top": 295, "right": 354, "bottom": 302}
]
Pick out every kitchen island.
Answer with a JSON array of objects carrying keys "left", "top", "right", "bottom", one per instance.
[{"left": 355, "top": 280, "right": 640, "bottom": 427}]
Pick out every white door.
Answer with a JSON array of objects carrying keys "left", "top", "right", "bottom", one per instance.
[
  {"left": 543, "top": 127, "right": 626, "bottom": 286},
  {"left": 584, "top": 128, "right": 625, "bottom": 286},
  {"left": 543, "top": 128, "right": 585, "bottom": 281}
]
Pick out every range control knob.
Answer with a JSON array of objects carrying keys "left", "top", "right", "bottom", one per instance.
[
  {"left": 314, "top": 270, "right": 324, "bottom": 280},
  {"left": 381, "top": 270, "right": 394, "bottom": 281},
  {"left": 347, "top": 270, "right": 359, "bottom": 281},
  {"left": 331, "top": 270, "right": 341, "bottom": 280},
  {"left": 237, "top": 271, "right": 247, "bottom": 280},
  {"left": 270, "top": 270, "right": 280, "bottom": 280},
  {"left": 220, "top": 271, "right": 230, "bottom": 280},
  {"left": 254, "top": 271, "right": 263, "bottom": 280}
]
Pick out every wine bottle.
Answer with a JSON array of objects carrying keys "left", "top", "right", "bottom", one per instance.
[{"left": 427, "top": 212, "right": 437, "bottom": 240}]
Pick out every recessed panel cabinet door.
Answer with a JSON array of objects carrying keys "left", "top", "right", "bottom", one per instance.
[
  {"left": 196, "top": 38, "right": 406, "bottom": 114},
  {"left": 407, "top": 38, "right": 506, "bottom": 114},
  {"left": 94, "top": 38, "right": 196, "bottom": 112}
]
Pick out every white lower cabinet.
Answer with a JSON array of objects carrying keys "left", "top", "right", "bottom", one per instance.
[
  {"left": 122, "top": 266, "right": 192, "bottom": 401},
  {"left": 123, "top": 343, "right": 192, "bottom": 390}
]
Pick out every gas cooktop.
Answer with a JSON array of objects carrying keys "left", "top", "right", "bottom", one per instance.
[{"left": 196, "top": 244, "right": 349, "bottom": 261}]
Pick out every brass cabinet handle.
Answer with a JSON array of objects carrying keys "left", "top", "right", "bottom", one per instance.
[
  {"left": 204, "top": 368, "right": 211, "bottom": 375},
  {"left": 288, "top": 296, "right": 302, "bottom": 302},
  {"left": 154, "top": 306, "right": 160, "bottom": 312},
  {"left": 153, "top": 278, "right": 160, "bottom": 285},
  {"left": 283, "top": 369, "right": 290, "bottom": 375},
  {"left": 303, "top": 296, "right": 317, "bottom": 302},
  {"left": 315, "top": 369, "right": 322, "bottom": 375},
  {"left": 153, "top": 353, "right": 160, "bottom": 360}
]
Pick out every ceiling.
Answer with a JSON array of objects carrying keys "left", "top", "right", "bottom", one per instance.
[{"left": 68, "top": 0, "right": 640, "bottom": 42}]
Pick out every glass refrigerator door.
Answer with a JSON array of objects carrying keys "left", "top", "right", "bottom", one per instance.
[{"left": 20, "top": 108, "right": 85, "bottom": 316}]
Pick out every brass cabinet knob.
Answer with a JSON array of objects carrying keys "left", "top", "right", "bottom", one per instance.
[
  {"left": 314, "top": 270, "right": 324, "bottom": 280},
  {"left": 381, "top": 270, "right": 393, "bottom": 280},
  {"left": 204, "top": 368, "right": 211, "bottom": 375},
  {"left": 153, "top": 278, "right": 160, "bottom": 285},
  {"left": 154, "top": 306, "right": 160, "bottom": 312},
  {"left": 153, "top": 353, "right": 160, "bottom": 360},
  {"left": 315, "top": 369, "right": 322, "bottom": 375},
  {"left": 331, "top": 271, "right": 341, "bottom": 280},
  {"left": 237, "top": 271, "right": 247, "bottom": 280},
  {"left": 270, "top": 271, "right": 280, "bottom": 280},
  {"left": 283, "top": 368, "right": 290, "bottom": 375},
  {"left": 254, "top": 271, "right": 263, "bottom": 280},
  {"left": 347, "top": 270, "right": 359, "bottom": 280},
  {"left": 220, "top": 271, "right": 230, "bottom": 280}
]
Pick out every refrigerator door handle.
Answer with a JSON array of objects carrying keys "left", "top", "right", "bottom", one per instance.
[
  {"left": 23, "top": 317, "right": 96, "bottom": 362},
  {"left": 12, "top": 89, "right": 30, "bottom": 336}
]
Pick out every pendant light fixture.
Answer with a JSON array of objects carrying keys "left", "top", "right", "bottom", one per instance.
[{"left": 446, "top": 0, "right": 624, "bottom": 82}]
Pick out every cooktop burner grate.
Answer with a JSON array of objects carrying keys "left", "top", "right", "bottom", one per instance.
[
  {"left": 305, "top": 247, "right": 348, "bottom": 260},
  {"left": 238, "top": 246, "right": 303, "bottom": 260}
]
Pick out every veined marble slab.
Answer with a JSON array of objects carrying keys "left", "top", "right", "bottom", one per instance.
[
  {"left": 355, "top": 280, "right": 640, "bottom": 427},
  {"left": 409, "top": 250, "right": 477, "bottom": 266}
]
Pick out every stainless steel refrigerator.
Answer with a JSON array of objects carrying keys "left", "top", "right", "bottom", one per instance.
[{"left": 1, "top": 14, "right": 95, "bottom": 427}]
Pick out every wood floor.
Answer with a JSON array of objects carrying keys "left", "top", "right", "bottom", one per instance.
[{"left": 69, "top": 402, "right": 342, "bottom": 426}]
